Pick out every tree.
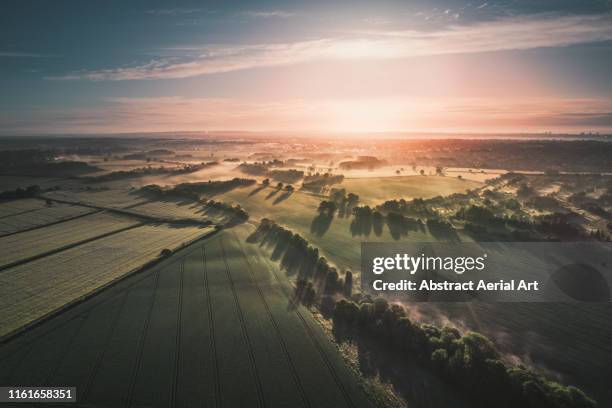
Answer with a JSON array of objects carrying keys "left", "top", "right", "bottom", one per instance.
[{"left": 262, "top": 178, "right": 270, "bottom": 186}]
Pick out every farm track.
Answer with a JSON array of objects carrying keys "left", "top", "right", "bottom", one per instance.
[
  {"left": 219, "top": 237, "right": 266, "bottom": 408},
  {"left": 124, "top": 268, "right": 162, "bottom": 408},
  {"left": 42, "top": 309, "right": 90, "bottom": 385},
  {"left": 170, "top": 260, "right": 184, "bottom": 408},
  {"left": 242, "top": 240, "right": 358, "bottom": 408},
  {"left": 201, "top": 246, "right": 221, "bottom": 408},
  {"left": 81, "top": 290, "right": 131, "bottom": 403},
  {"left": 233, "top": 232, "right": 311, "bottom": 408}
]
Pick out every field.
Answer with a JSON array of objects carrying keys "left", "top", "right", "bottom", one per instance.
[
  {"left": 214, "top": 184, "right": 612, "bottom": 405},
  {"left": 0, "top": 199, "right": 95, "bottom": 235},
  {"left": 44, "top": 188, "right": 150, "bottom": 209},
  {"left": 128, "top": 200, "right": 206, "bottom": 220},
  {"left": 0, "top": 175, "right": 82, "bottom": 191},
  {"left": 339, "top": 175, "right": 481, "bottom": 204},
  {"left": 0, "top": 223, "right": 213, "bottom": 339},
  {"left": 0, "top": 227, "right": 374, "bottom": 408},
  {"left": 2, "top": 135, "right": 612, "bottom": 408},
  {"left": 215, "top": 184, "right": 440, "bottom": 275},
  {"left": 0, "top": 211, "right": 142, "bottom": 269}
]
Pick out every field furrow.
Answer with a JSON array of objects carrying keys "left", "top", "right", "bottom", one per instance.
[{"left": 205, "top": 237, "right": 261, "bottom": 408}]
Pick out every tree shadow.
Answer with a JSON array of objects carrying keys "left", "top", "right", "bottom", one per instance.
[
  {"left": 350, "top": 215, "right": 372, "bottom": 237},
  {"left": 310, "top": 213, "right": 334, "bottom": 236},
  {"left": 265, "top": 189, "right": 279, "bottom": 200},
  {"left": 372, "top": 214, "right": 384, "bottom": 236},
  {"left": 273, "top": 191, "right": 293, "bottom": 205},
  {"left": 427, "top": 220, "right": 460, "bottom": 242},
  {"left": 249, "top": 185, "right": 266, "bottom": 196},
  {"left": 386, "top": 217, "right": 422, "bottom": 240}
]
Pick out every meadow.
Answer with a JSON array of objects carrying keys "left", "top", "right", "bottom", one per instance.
[
  {"left": 339, "top": 176, "right": 481, "bottom": 205},
  {"left": 215, "top": 184, "right": 444, "bottom": 276}
]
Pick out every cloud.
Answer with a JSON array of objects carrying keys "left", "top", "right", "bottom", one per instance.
[
  {"left": 145, "top": 8, "right": 205, "bottom": 16},
  {"left": 240, "top": 10, "right": 296, "bottom": 19},
  {"left": 4, "top": 96, "right": 612, "bottom": 134},
  {"left": 48, "top": 13, "right": 612, "bottom": 81}
]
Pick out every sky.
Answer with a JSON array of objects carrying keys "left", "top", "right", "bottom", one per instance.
[{"left": 2, "top": 0, "right": 612, "bottom": 135}]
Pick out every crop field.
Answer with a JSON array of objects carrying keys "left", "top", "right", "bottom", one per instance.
[
  {"left": 128, "top": 200, "right": 207, "bottom": 220},
  {"left": 339, "top": 175, "right": 481, "bottom": 204},
  {"left": 0, "top": 199, "right": 95, "bottom": 235},
  {"left": 0, "top": 227, "right": 374, "bottom": 408},
  {"left": 44, "top": 188, "right": 150, "bottom": 209},
  {"left": 0, "top": 223, "right": 213, "bottom": 339},
  {"left": 0, "top": 211, "right": 142, "bottom": 269}
]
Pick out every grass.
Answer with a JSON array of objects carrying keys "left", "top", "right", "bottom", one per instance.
[
  {"left": 0, "top": 211, "right": 141, "bottom": 269},
  {"left": 0, "top": 223, "right": 213, "bottom": 339},
  {"left": 339, "top": 175, "right": 481, "bottom": 205},
  {"left": 214, "top": 185, "right": 437, "bottom": 275}
]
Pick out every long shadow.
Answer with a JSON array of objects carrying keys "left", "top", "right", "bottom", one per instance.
[
  {"left": 427, "top": 223, "right": 460, "bottom": 242},
  {"left": 265, "top": 189, "right": 280, "bottom": 200},
  {"left": 310, "top": 213, "right": 334, "bottom": 236},
  {"left": 386, "top": 217, "right": 420, "bottom": 240},
  {"left": 273, "top": 191, "right": 293, "bottom": 205},
  {"left": 249, "top": 185, "right": 266, "bottom": 197},
  {"left": 349, "top": 215, "right": 372, "bottom": 237},
  {"left": 372, "top": 215, "right": 384, "bottom": 236}
]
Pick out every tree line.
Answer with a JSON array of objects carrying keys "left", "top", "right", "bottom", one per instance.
[
  {"left": 140, "top": 178, "right": 255, "bottom": 201},
  {"left": 333, "top": 298, "right": 596, "bottom": 408},
  {"left": 248, "top": 219, "right": 353, "bottom": 306}
]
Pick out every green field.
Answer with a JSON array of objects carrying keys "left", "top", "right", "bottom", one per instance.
[
  {"left": 0, "top": 211, "right": 141, "bottom": 269},
  {"left": 215, "top": 184, "right": 439, "bottom": 275},
  {"left": 0, "top": 227, "right": 375, "bottom": 408},
  {"left": 339, "top": 175, "right": 481, "bottom": 204},
  {"left": 0, "top": 223, "right": 213, "bottom": 339}
]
